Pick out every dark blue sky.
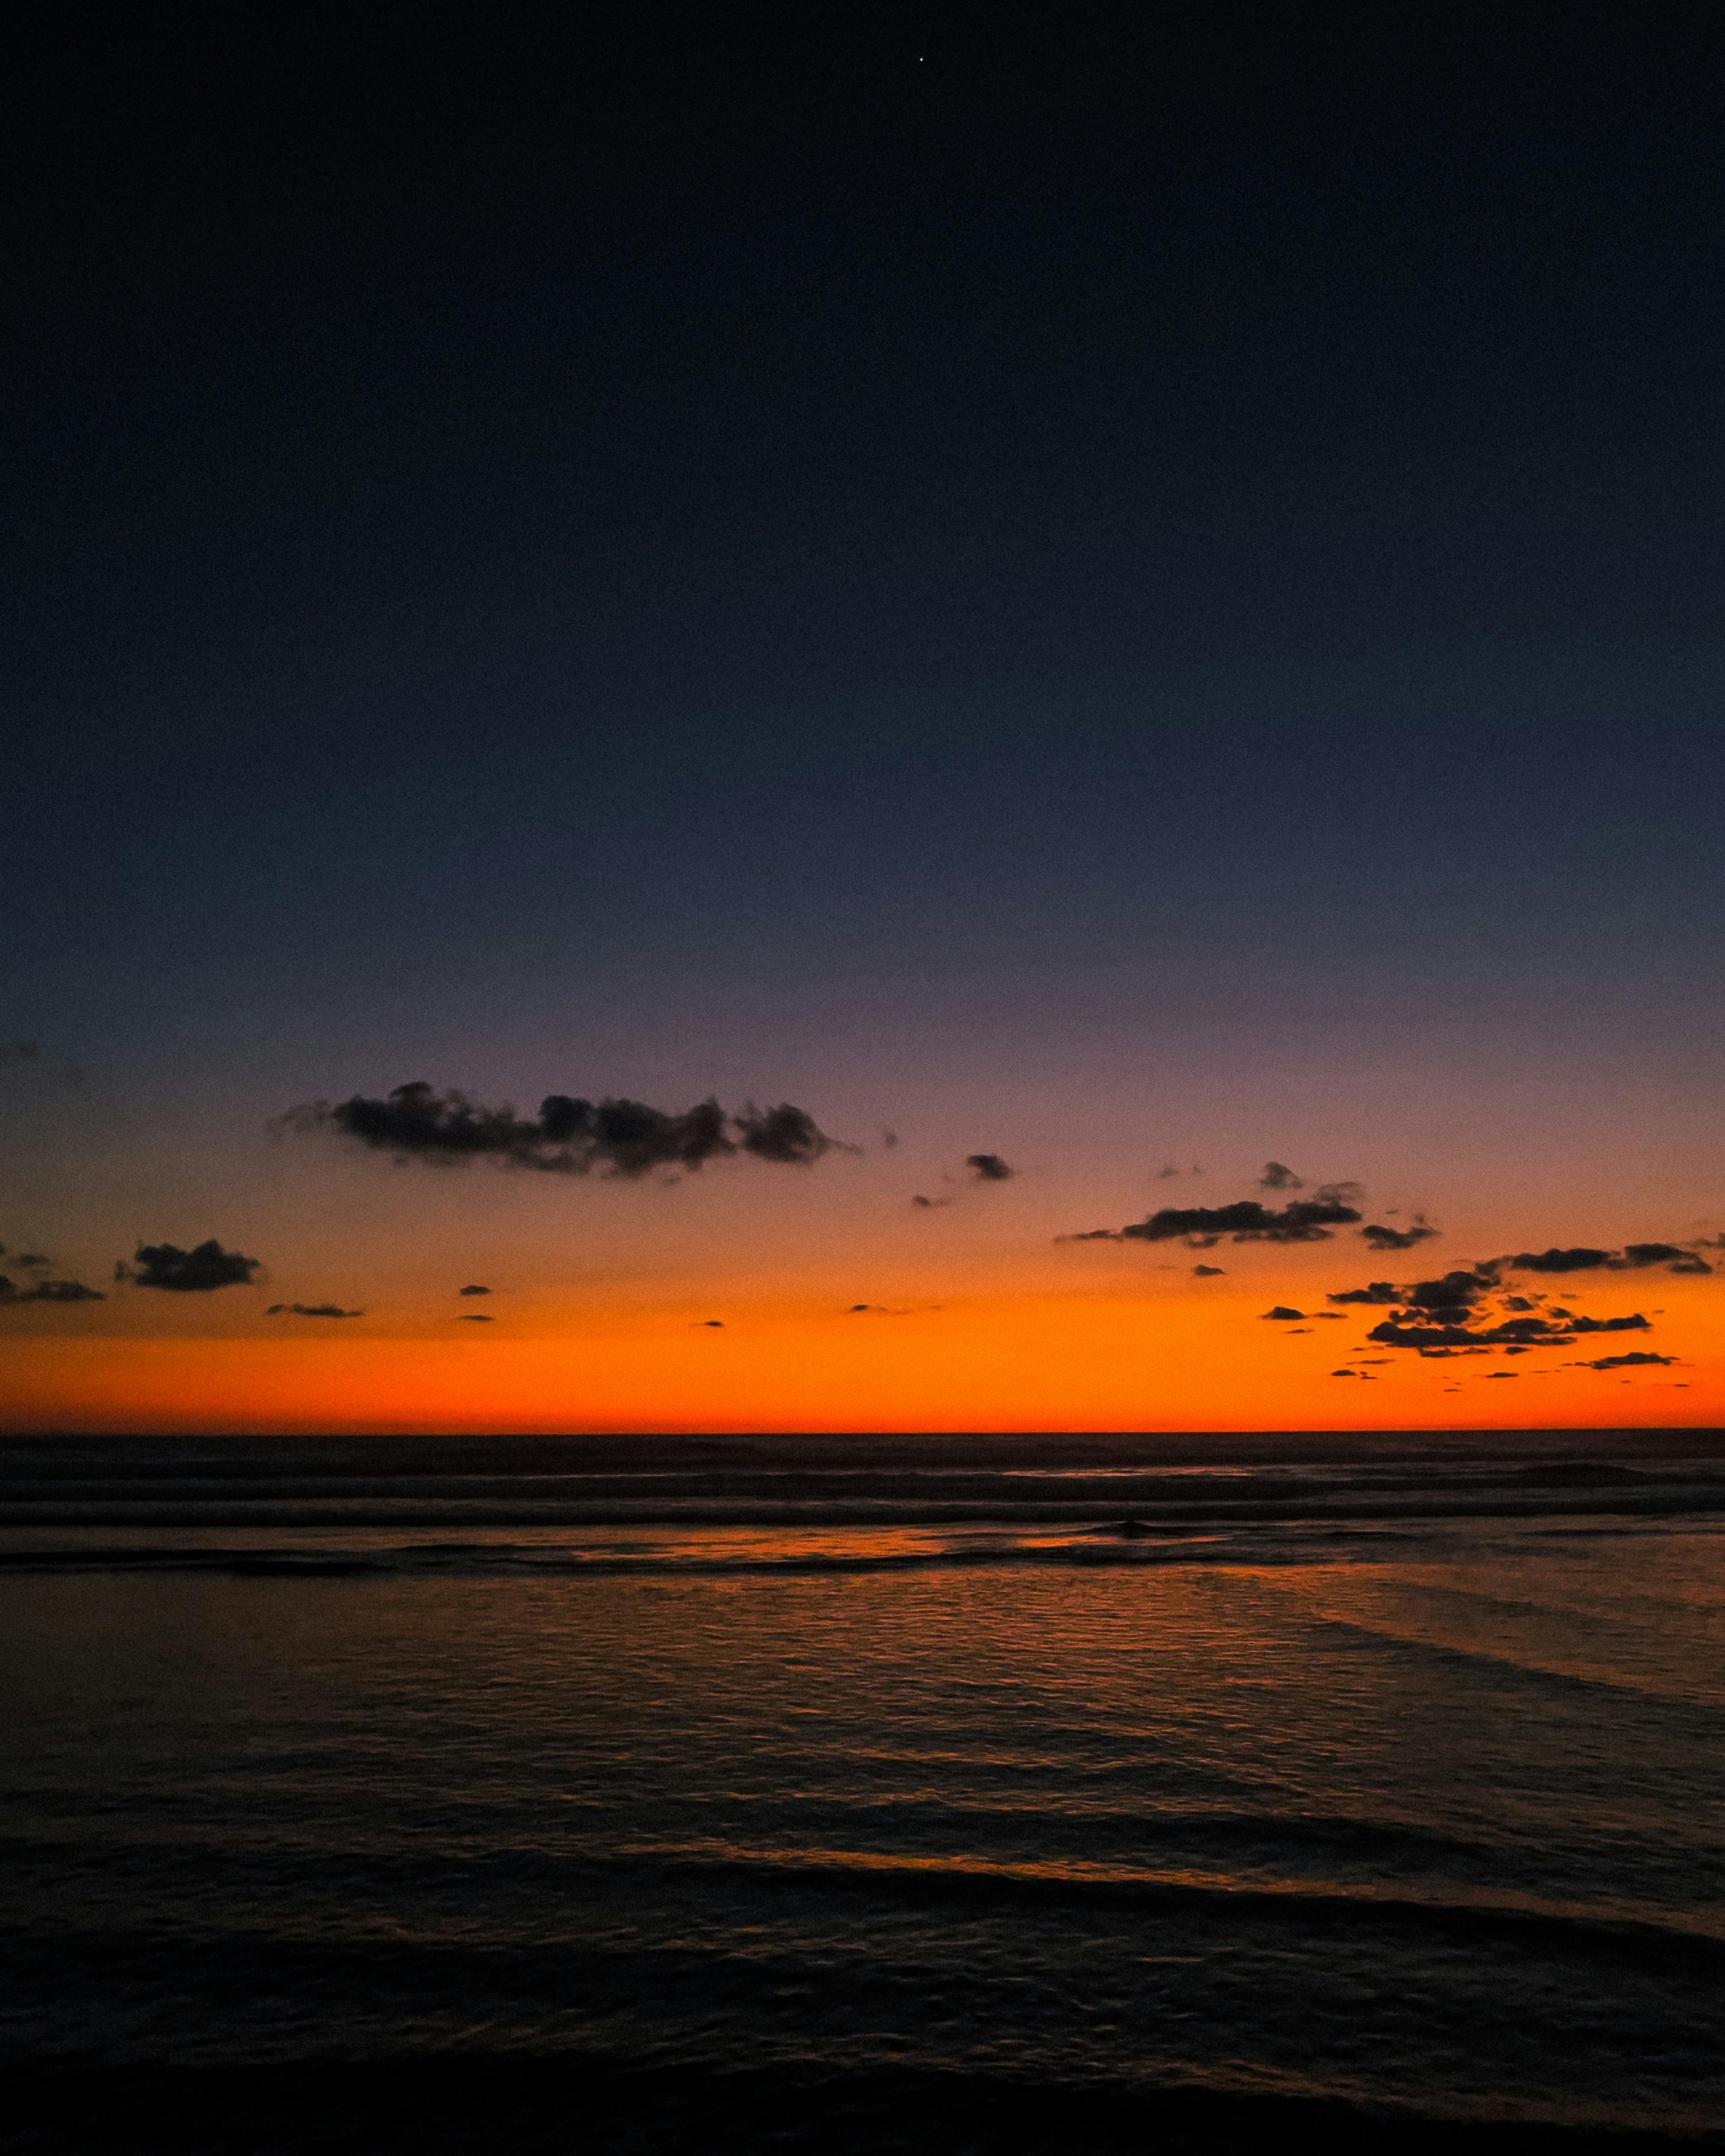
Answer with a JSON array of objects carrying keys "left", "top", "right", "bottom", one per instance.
[{"left": 7, "top": 4, "right": 1725, "bottom": 1182}]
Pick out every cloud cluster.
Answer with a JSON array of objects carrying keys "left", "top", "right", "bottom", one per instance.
[
  {"left": 1311, "top": 1245, "right": 1688, "bottom": 1356},
  {"left": 287, "top": 1082, "right": 838, "bottom": 1178},
  {"left": 119, "top": 1240, "right": 261, "bottom": 1292}
]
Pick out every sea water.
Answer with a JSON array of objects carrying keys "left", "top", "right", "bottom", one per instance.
[{"left": 2, "top": 1431, "right": 1722, "bottom": 2149}]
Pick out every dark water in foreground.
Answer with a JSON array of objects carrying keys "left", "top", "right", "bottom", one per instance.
[{"left": 3, "top": 1430, "right": 1723, "bottom": 2152}]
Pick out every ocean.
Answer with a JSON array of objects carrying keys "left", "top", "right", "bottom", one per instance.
[{"left": 2, "top": 1429, "right": 1722, "bottom": 2153}]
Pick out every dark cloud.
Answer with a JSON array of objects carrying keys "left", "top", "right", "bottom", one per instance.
[
  {"left": 1262, "top": 1306, "right": 1306, "bottom": 1321},
  {"left": 1486, "top": 1371, "right": 1519, "bottom": 1379},
  {"left": 1327, "top": 1281, "right": 1401, "bottom": 1305},
  {"left": 458, "top": 1284, "right": 491, "bottom": 1297},
  {"left": 1361, "top": 1220, "right": 1440, "bottom": 1252},
  {"left": 1508, "top": 1247, "right": 1614, "bottom": 1273},
  {"left": 966, "top": 1153, "right": 1014, "bottom": 1182},
  {"left": 1120, "top": 1196, "right": 1364, "bottom": 1246},
  {"left": 15, "top": 1253, "right": 50, "bottom": 1272},
  {"left": 1192, "top": 1264, "right": 1225, "bottom": 1276},
  {"left": 912, "top": 1194, "right": 940, "bottom": 1210},
  {"left": 1368, "top": 1311, "right": 1649, "bottom": 1351},
  {"left": 289, "top": 1082, "right": 837, "bottom": 1178},
  {"left": 1054, "top": 1229, "right": 1119, "bottom": 1241},
  {"left": 1574, "top": 1351, "right": 1677, "bottom": 1370},
  {"left": 1259, "top": 1162, "right": 1303, "bottom": 1191},
  {"left": 1501, "top": 1241, "right": 1715, "bottom": 1277},
  {"left": 1402, "top": 1268, "right": 1499, "bottom": 1314},
  {"left": 458, "top": 1313, "right": 493, "bottom": 1322},
  {"left": 120, "top": 1240, "right": 261, "bottom": 1292},
  {"left": 0, "top": 1042, "right": 41, "bottom": 1063},
  {"left": 736, "top": 1102, "right": 836, "bottom": 1165},
  {"left": 697, "top": 1319, "right": 724, "bottom": 1328},
  {"left": 0, "top": 1274, "right": 104, "bottom": 1305},
  {"left": 266, "top": 1303, "right": 363, "bottom": 1318}
]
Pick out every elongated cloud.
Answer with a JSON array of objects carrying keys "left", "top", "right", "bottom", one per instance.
[
  {"left": 285, "top": 1082, "right": 837, "bottom": 1178},
  {"left": 1574, "top": 1351, "right": 1676, "bottom": 1370},
  {"left": 267, "top": 1303, "right": 364, "bottom": 1318},
  {"left": 120, "top": 1240, "right": 261, "bottom": 1292},
  {"left": 1367, "top": 1312, "right": 1650, "bottom": 1351},
  {"left": 1505, "top": 1243, "right": 1705, "bottom": 1275},
  {"left": 1121, "top": 1196, "right": 1364, "bottom": 1245}
]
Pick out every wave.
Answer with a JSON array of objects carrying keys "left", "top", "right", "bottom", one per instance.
[{"left": 618, "top": 1838, "right": 1725, "bottom": 1973}]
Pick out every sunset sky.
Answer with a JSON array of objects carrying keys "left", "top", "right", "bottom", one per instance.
[{"left": 5, "top": 11, "right": 1723, "bottom": 1434}]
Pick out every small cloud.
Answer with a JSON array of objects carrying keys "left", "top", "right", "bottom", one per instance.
[
  {"left": 912, "top": 1193, "right": 941, "bottom": 1210},
  {"left": 1669, "top": 1256, "right": 1714, "bottom": 1275},
  {"left": 1330, "top": 1368, "right": 1358, "bottom": 1377},
  {"left": 0, "top": 1274, "right": 104, "bottom": 1305},
  {"left": 1155, "top": 1163, "right": 1181, "bottom": 1179},
  {"left": 0, "top": 1042, "right": 41, "bottom": 1063},
  {"left": 1361, "top": 1220, "right": 1439, "bottom": 1252},
  {"left": 696, "top": 1319, "right": 724, "bottom": 1328},
  {"left": 119, "top": 1240, "right": 261, "bottom": 1292},
  {"left": 1508, "top": 1247, "right": 1614, "bottom": 1274},
  {"left": 1192, "top": 1264, "right": 1225, "bottom": 1277},
  {"left": 458, "top": 1313, "right": 494, "bottom": 1323},
  {"left": 1486, "top": 1371, "right": 1519, "bottom": 1379},
  {"left": 1327, "top": 1281, "right": 1400, "bottom": 1305},
  {"left": 1262, "top": 1306, "right": 1306, "bottom": 1322},
  {"left": 735, "top": 1102, "right": 838, "bottom": 1165},
  {"left": 966, "top": 1153, "right": 1014, "bottom": 1182},
  {"left": 1572, "top": 1351, "right": 1677, "bottom": 1371},
  {"left": 458, "top": 1284, "right": 491, "bottom": 1297},
  {"left": 1259, "top": 1162, "right": 1303, "bottom": 1192},
  {"left": 1056, "top": 1228, "right": 1120, "bottom": 1242},
  {"left": 266, "top": 1303, "right": 364, "bottom": 1319}
]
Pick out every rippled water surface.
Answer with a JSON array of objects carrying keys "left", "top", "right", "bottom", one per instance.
[{"left": 3, "top": 1432, "right": 1723, "bottom": 2149}]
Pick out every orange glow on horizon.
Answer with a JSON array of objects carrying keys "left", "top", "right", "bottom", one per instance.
[{"left": 3, "top": 1288, "right": 1716, "bottom": 1436}]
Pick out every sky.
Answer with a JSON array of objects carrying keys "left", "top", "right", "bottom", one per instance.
[{"left": 4, "top": 8, "right": 1724, "bottom": 1434}]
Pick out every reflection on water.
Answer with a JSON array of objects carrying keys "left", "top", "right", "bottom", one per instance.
[{"left": 2, "top": 1433, "right": 1723, "bottom": 2143}]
